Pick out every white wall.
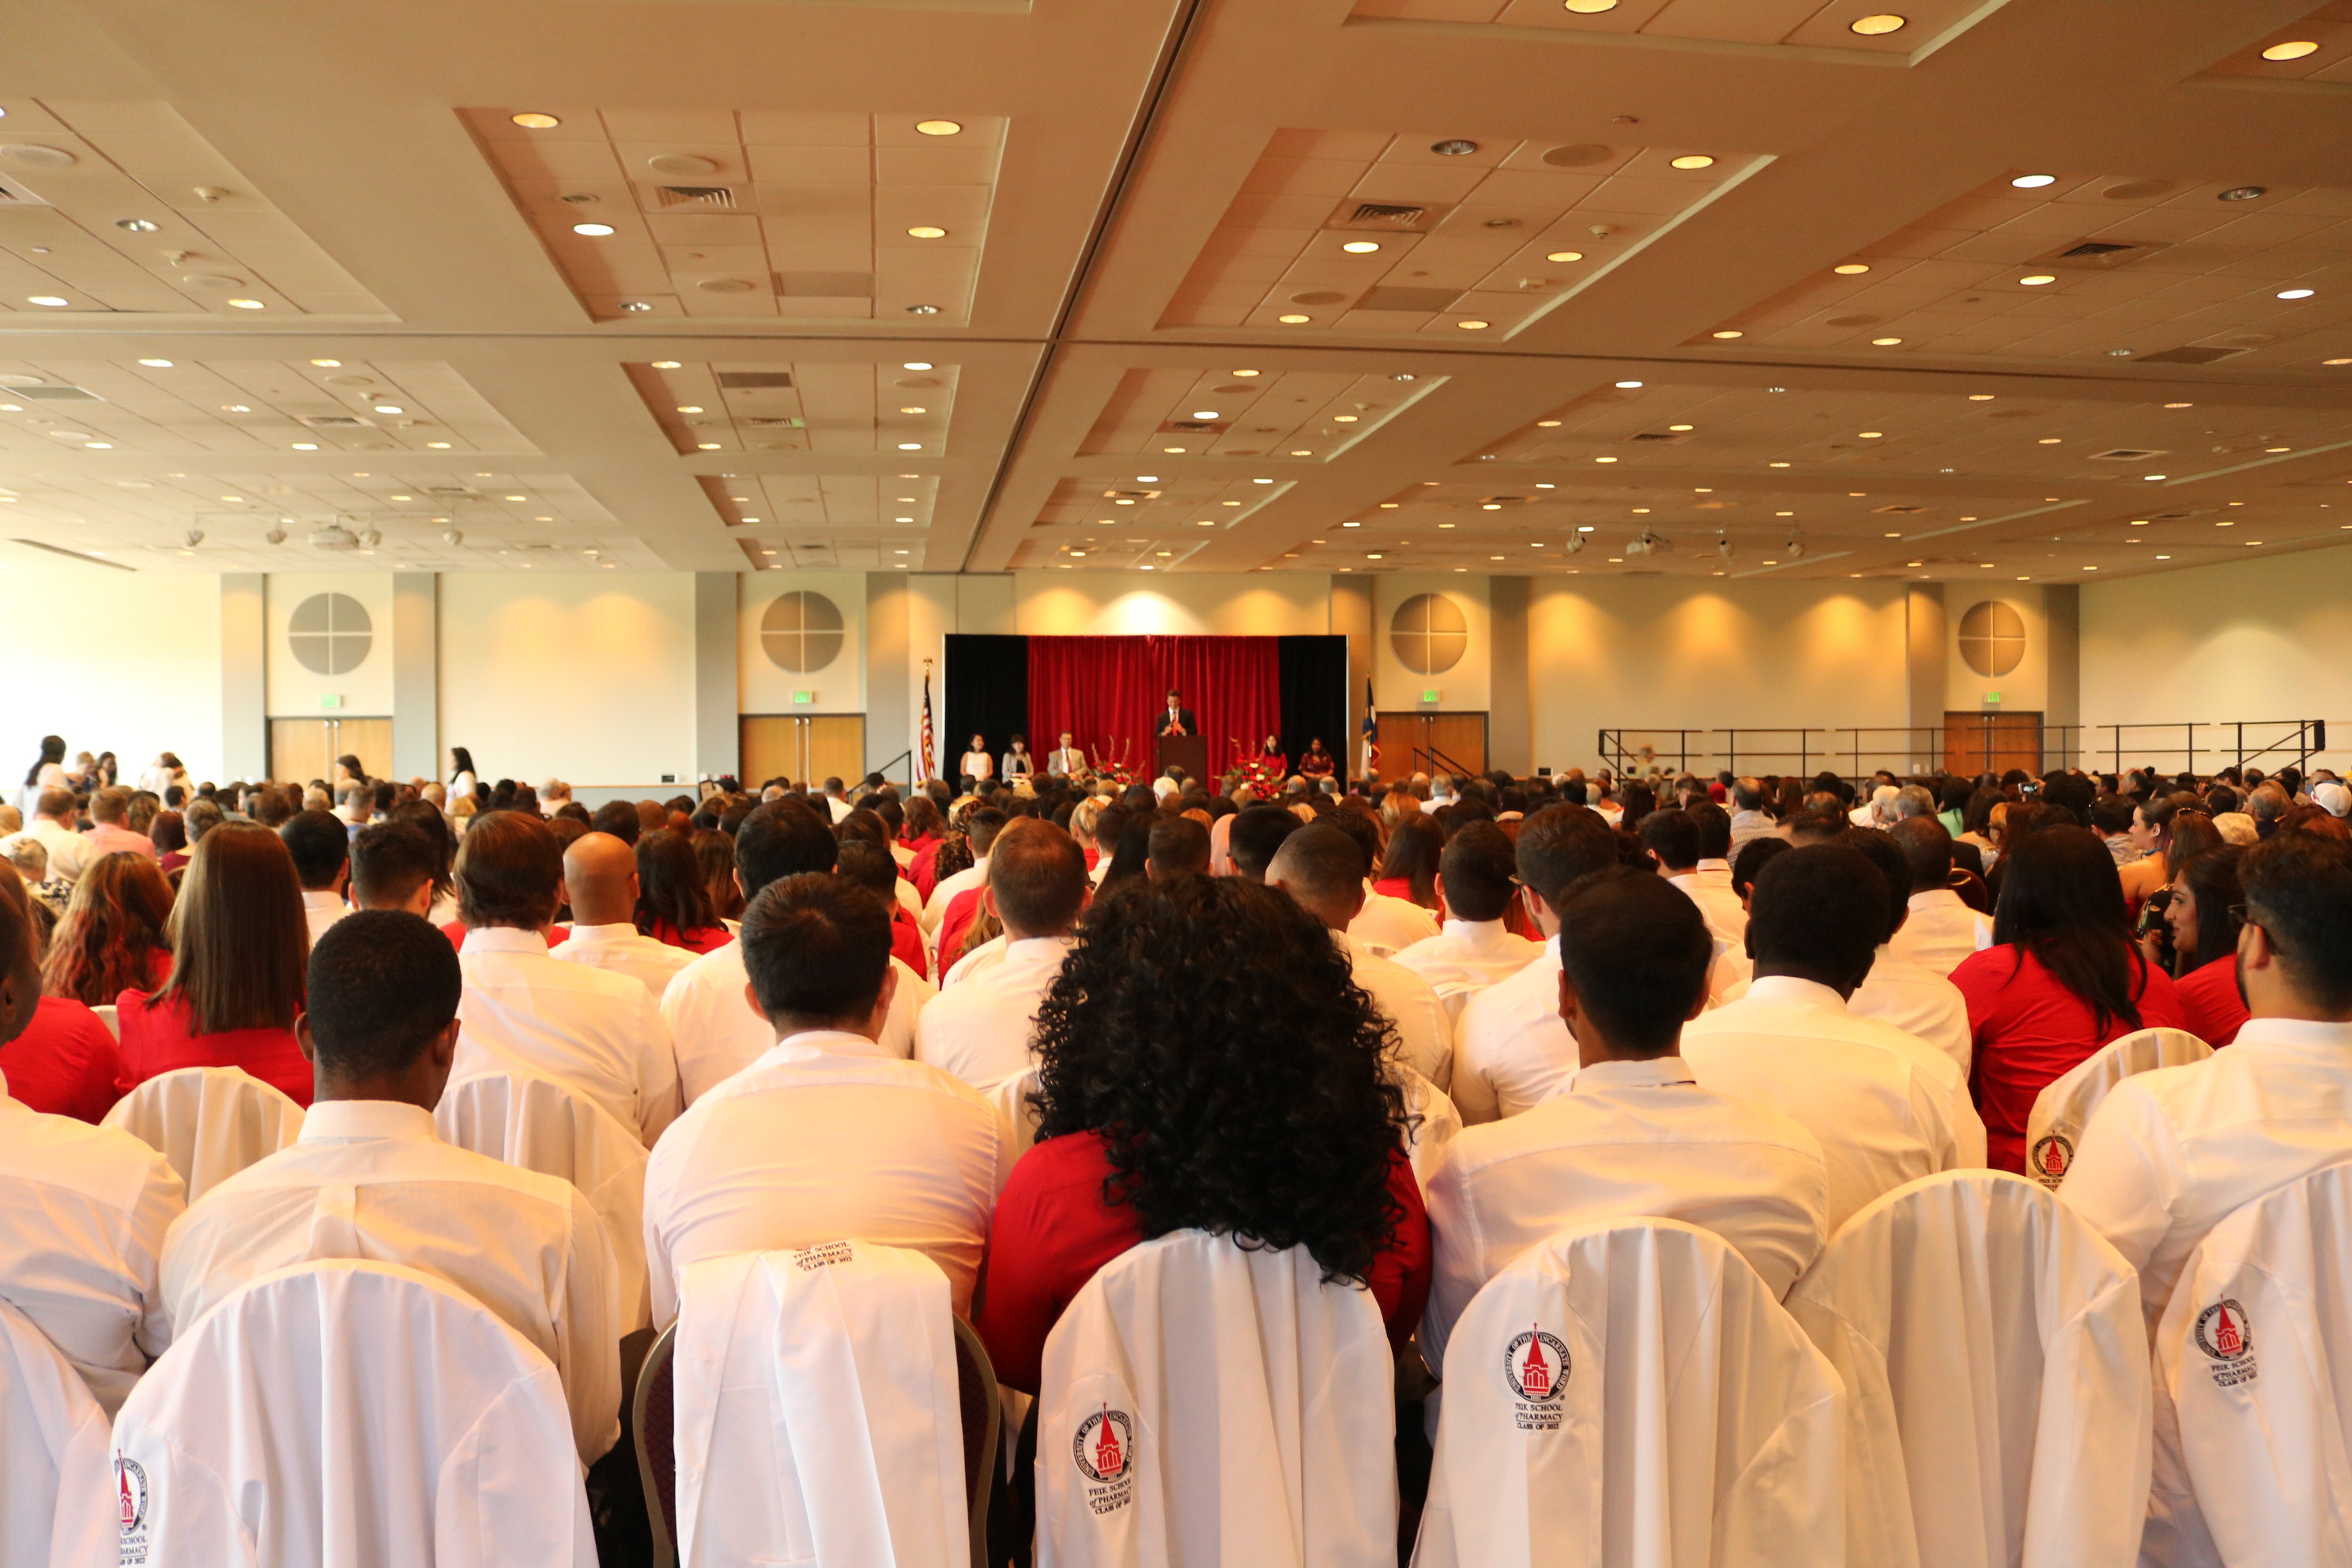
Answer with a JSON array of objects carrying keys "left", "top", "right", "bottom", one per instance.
[
  {"left": 1943, "top": 585, "right": 2049, "bottom": 714},
  {"left": 739, "top": 571, "right": 865, "bottom": 714},
  {"left": 1013, "top": 572, "right": 1331, "bottom": 636},
  {"left": 437, "top": 573, "right": 697, "bottom": 787},
  {"left": 266, "top": 571, "right": 394, "bottom": 717},
  {"left": 1528, "top": 578, "right": 1911, "bottom": 773},
  {"left": 1373, "top": 574, "right": 1490, "bottom": 710},
  {"left": 0, "top": 568, "right": 226, "bottom": 788}
]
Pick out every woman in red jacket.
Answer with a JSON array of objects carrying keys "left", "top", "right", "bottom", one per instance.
[
  {"left": 2162, "top": 844, "right": 2250, "bottom": 1048},
  {"left": 1952, "top": 826, "right": 2184, "bottom": 1171},
  {"left": 115, "top": 821, "right": 312, "bottom": 1106},
  {"left": 977, "top": 874, "right": 1429, "bottom": 1393}
]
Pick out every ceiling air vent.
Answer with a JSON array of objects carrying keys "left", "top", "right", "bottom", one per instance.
[
  {"left": 1348, "top": 202, "right": 1427, "bottom": 227},
  {"left": 740, "top": 416, "right": 804, "bottom": 428},
  {"left": 2089, "top": 447, "right": 2168, "bottom": 462},
  {"left": 297, "top": 414, "right": 372, "bottom": 428},
  {"left": 1101, "top": 488, "right": 1160, "bottom": 502},
  {"left": 715, "top": 371, "right": 794, "bottom": 390},
  {"left": 1630, "top": 432, "right": 1687, "bottom": 443},
  {"left": 2134, "top": 345, "right": 2249, "bottom": 366},
  {"left": 308, "top": 524, "right": 358, "bottom": 551},
  {"left": 0, "top": 175, "right": 51, "bottom": 206},
  {"left": 1163, "top": 420, "right": 1224, "bottom": 433},
  {"left": 15, "top": 385, "right": 97, "bottom": 401},
  {"left": 654, "top": 186, "right": 736, "bottom": 208},
  {"left": 421, "top": 486, "right": 480, "bottom": 501},
  {"left": 1356, "top": 285, "right": 1461, "bottom": 313},
  {"left": 2060, "top": 241, "right": 2135, "bottom": 259},
  {"left": 2033, "top": 238, "right": 2168, "bottom": 271},
  {"left": 1871, "top": 504, "right": 1928, "bottom": 515}
]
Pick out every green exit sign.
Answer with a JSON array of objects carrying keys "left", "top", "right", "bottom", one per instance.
[
  {"left": 1421, "top": 689, "right": 1440, "bottom": 703},
  {"left": 1984, "top": 691, "right": 2003, "bottom": 706},
  {"left": 792, "top": 691, "right": 815, "bottom": 706},
  {"left": 320, "top": 694, "right": 343, "bottom": 710}
]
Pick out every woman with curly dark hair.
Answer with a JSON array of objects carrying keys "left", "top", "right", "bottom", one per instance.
[{"left": 974, "top": 875, "right": 1430, "bottom": 1393}]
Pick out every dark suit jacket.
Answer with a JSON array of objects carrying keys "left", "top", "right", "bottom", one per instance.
[{"left": 1155, "top": 707, "right": 1197, "bottom": 738}]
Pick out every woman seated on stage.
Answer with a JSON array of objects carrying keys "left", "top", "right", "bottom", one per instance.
[
  {"left": 1001, "top": 733, "right": 1034, "bottom": 780},
  {"left": 1298, "top": 737, "right": 1336, "bottom": 778}
]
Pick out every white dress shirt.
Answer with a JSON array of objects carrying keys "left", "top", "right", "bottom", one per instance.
[
  {"left": 643, "top": 1030, "right": 1006, "bottom": 1325},
  {"left": 1391, "top": 918, "right": 1543, "bottom": 997},
  {"left": 922, "top": 854, "right": 989, "bottom": 933},
  {"left": 158, "top": 1099, "right": 623, "bottom": 1461},
  {"left": 1679, "top": 975, "right": 1962, "bottom": 1231},
  {"left": 941, "top": 933, "right": 1008, "bottom": 988},
  {"left": 1680, "top": 860, "right": 1748, "bottom": 947},
  {"left": 1852, "top": 944, "right": 1972, "bottom": 1072},
  {"left": 2060, "top": 1016, "right": 2352, "bottom": 1327},
  {"left": 301, "top": 888, "right": 349, "bottom": 948},
  {"left": 552, "top": 921, "right": 699, "bottom": 1003},
  {"left": 1340, "top": 931, "right": 1453, "bottom": 1090},
  {"left": 1421, "top": 1054, "right": 1827, "bottom": 1363},
  {"left": 661, "top": 942, "right": 932, "bottom": 1104},
  {"left": 1451, "top": 944, "right": 1574, "bottom": 1125},
  {"left": 1348, "top": 888, "right": 1440, "bottom": 957},
  {"left": 915, "top": 935, "right": 1072, "bottom": 1091},
  {"left": 1889, "top": 888, "right": 1993, "bottom": 977},
  {"left": 452, "top": 926, "right": 683, "bottom": 1148},
  {"left": 0, "top": 1077, "right": 183, "bottom": 1415}
]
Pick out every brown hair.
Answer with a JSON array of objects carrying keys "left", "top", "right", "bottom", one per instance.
[
  {"left": 454, "top": 809, "right": 563, "bottom": 929},
  {"left": 42, "top": 851, "right": 175, "bottom": 1006},
  {"left": 156, "top": 822, "right": 306, "bottom": 1033},
  {"left": 693, "top": 829, "right": 744, "bottom": 922}
]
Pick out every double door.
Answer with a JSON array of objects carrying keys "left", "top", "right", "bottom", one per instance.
[
  {"left": 1372, "top": 711, "right": 1488, "bottom": 782},
  {"left": 1944, "top": 710, "right": 2044, "bottom": 776},
  {"left": 269, "top": 717, "right": 394, "bottom": 786},
  {"left": 741, "top": 714, "right": 865, "bottom": 789}
]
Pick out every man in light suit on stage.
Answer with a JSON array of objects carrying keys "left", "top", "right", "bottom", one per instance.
[{"left": 1156, "top": 691, "right": 1197, "bottom": 738}]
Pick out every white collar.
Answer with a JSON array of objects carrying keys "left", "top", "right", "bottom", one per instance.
[
  {"left": 2232, "top": 1017, "right": 2352, "bottom": 1053},
  {"left": 1743, "top": 974, "right": 1849, "bottom": 1011},
  {"left": 1440, "top": 917, "right": 1508, "bottom": 940},
  {"left": 1572, "top": 1056, "right": 1698, "bottom": 1091},
  {"left": 1907, "top": 887, "right": 1963, "bottom": 908},
  {"left": 561, "top": 922, "right": 648, "bottom": 948},
  {"left": 1696, "top": 858, "right": 1730, "bottom": 873},
  {"left": 300, "top": 1099, "right": 435, "bottom": 1143},
  {"left": 1002, "top": 934, "right": 1076, "bottom": 964},
  {"left": 767, "top": 1028, "right": 895, "bottom": 1063},
  {"left": 460, "top": 926, "right": 549, "bottom": 956},
  {"left": 302, "top": 889, "right": 345, "bottom": 909}
]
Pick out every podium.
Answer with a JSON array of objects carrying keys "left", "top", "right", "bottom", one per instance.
[{"left": 1154, "top": 733, "right": 1207, "bottom": 783}]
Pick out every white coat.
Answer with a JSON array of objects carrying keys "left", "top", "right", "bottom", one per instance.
[
  {"left": 100, "top": 1065, "right": 304, "bottom": 1204},
  {"left": 1784, "top": 1170, "right": 2150, "bottom": 1568},
  {"left": 672, "top": 1243, "right": 968, "bottom": 1568},
  {"left": 109, "top": 1259, "right": 594, "bottom": 1568},
  {"left": 1413, "top": 1216, "right": 1845, "bottom": 1568},
  {"left": 1037, "top": 1229, "right": 1396, "bottom": 1568},
  {"left": 2022, "top": 1026, "right": 2210, "bottom": 1189},
  {"left": 0, "top": 1298, "right": 114, "bottom": 1568}
]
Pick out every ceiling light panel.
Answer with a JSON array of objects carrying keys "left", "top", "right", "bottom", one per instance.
[
  {"left": 1161, "top": 129, "right": 1760, "bottom": 337},
  {"left": 1709, "top": 170, "right": 2352, "bottom": 364},
  {"left": 464, "top": 107, "right": 1005, "bottom": 324},
  {"left": 697, "top": 473, "right": 938, "bottom": 545},
  {"left": 1026, "top": 474, "right": 1293, "bottom": 543},
  {"left": 1345, "top": 0, "right": 1988, "bottom": 54},
  {"left": 1076, "top": 368, "right": 1443, "bottom": 458},
  {"left": 0, "top": 100, "right": 386, "bottom": 317},
  {"left": 2199, "top": 9, "right": 2352, "bottom": 81},
  {"left": 734, "top": 533, "right": 914, "bottom": 572},
  {"left": 627, "top": 359, "right": 958, "bottom": 454},
  {"left": 0, "top": 358, "right": 532, "bottom": 455}
]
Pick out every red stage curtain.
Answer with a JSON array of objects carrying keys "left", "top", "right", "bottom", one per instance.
[{"left": 1025, "top": 635, "right": 1282, "bottom": 778}]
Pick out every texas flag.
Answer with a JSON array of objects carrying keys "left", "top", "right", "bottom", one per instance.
[{"left": 1362, "top": 677, "right": 1379, "bottom": 778}]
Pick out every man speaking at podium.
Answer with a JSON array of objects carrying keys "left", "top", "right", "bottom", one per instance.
[{"left": 1156, "top": 690, "right": 1196, "bottom": 739}]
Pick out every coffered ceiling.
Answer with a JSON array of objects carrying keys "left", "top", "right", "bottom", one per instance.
[{"left": 0, "top": 0, "right": 2344, "bottom": 584}]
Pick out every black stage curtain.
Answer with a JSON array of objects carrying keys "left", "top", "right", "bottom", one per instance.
[
  {"left": 1276, "top": 635, "right": 1349, "bottom": 772},
  {"left": 943, "top": 635, "right": 1029, "bottom": 778}
]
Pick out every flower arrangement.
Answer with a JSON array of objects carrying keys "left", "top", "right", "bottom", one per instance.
[{"left": 1230, "top": 739, "right": 1285, "bottom": 796}]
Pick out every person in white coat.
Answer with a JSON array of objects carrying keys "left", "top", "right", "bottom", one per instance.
[
  {"left": 1391, "top": 821, "right": 1543, "bottom": 998},
  {"left": 1270, "top": 824, "right": 1453, "bottom": 1089},
  {"left": 914, "top": 820, "right": 1085, "bottom": 1092},
  {"left": 550, "top": 831, "right": 697, "bottom": 1002},
  {"left": 157, "top": 910, "right": 625, "bottom": 1461},
  {"left": 2063, "top": 831, "right": 2352, "bottom": 1327},
  {"left": 1421, "top": 867, "right": 1829, "bottom": 1364},
  {"left": 1886, "top": 817, "right": 1992, "bottom": 975}
]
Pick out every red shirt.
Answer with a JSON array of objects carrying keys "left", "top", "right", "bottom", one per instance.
[
  {"left": 2175, "top": 955, "right": 2250, "bottom": 1048},
  {"left": 646, "top": 919, "right": 730, "bottom": 956},
  {"left": 975, "top": 1130, "right": 1431, "bottom": 1393},
  {"left": 0, "top": 997, "right": 124, "bottom": 1122},
  {"left": 909, "top": 839, "right": 944, "bottom": 903},
  {"left": 1372, "top": 876, "right": 1443, "bottom": 917},
  {"left": 935, "top": 888, "right": 985, "bottom": 971},
  {"left": 888, "top": 906, "right": 929, "bottom": 977},
  {"left": 1951, "top": 944, "right": 2185, "bottom": 1172},
  {"left": 439, "top": 919, "right": 567, "bottom": 949},
  {"left": 115, "top": 989, "right": 313, "bottom": 1107}
]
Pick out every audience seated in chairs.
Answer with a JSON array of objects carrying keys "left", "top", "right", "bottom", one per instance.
[{"left": 550, "top": 830, "right": 699, "bottom": 1002}]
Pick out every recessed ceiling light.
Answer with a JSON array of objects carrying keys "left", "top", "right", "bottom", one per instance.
[
  {"left": 428, "top": 440, "right": 451, "bottom": 448},
  {"left": 900, "top": 405, "right": 927, "bottom": 414},
  {"left": 572, "top": 222, "right": 615, "bottom": 236},
  {"left": 1163, "top": 446, "right": 1185, "bottom": 453},
  {"left": 2018, "top": 274, "right": 2060, "bottom": 287},
  {"left": 1231, "top": 368, "right": 1260, "bottom": 377},
  {"left": 26, "top": 296, "right": 67, "bottom": 307},
  {"left": 1668, "top": 423, "right": 1694, "bottom": 432},
  {"left": 906, "top": 225, "right": 948, "bottom": 239},
  {"left": 2278, "top": 288, "right": 2316, "bottom": 300},
  {"left": 1615, "top": 379, "right": 1644, "bottom": 388},
  {"left": 897, "top": 442, "right": 922, "bottom": 450},
  {"left": 115, "top": 217, "right": 160, "bottom": 233},
  {"left": 1594, "top": 455, "right": 1618, "bottom": 463},
  {"left": 1189, "top": 409, "right": 1222, "bottom": 420},
  {"left": 2144, "top": 473, "right": 2167, "bottom": 481},
  {"left": 2162, "top": 401, "right": 2194, "bottom": 409},
  {"left": 1871, "top": 336, "right": 1904, "bottom": 345},
  {"left": 2325, "top": 358, "right": 2351, "bottom": 367},
  {"left": 1545, "top": 250, "right": 1585, "bottom": 262},
  {"left": 1711, "top": 330, "right": 1743, "bottom": 340},
  {"left": 1968, "top": 393, "right": 1996, "bottom": 401},
  {"left": 2266, "top": 445, "right": 2292, "bottom": 453},
  {"left": 1849, "top": 13, "right": 1906, "bottom": 33},
  {"left": 137, "top": 358, "right": 172, "bottom": 368},
  {"left": 1457, "top": 319, "right": 1491, "bottom": 330},
  {"left": 1860, "top": 430, "right": 1884, "bottom": 438},
  {"left": 2038, "top": 436, "right": 2062, "bottom": 444},
  {"left": 373, "top": 403, "right": 404, "bottom": 414},
  {"left": 1670, "top": 155, "right": 1716, "bottom": 170},
  {"left": 291, "top": 442, "right": 318, "bottom": 450},
  {"left": 906, "top": 304, "right": 940, "bottom": 315},
  {"left": 2218, "top": 186, "right": 2267, "bottom": 202},
  {"left": 915, "top": 119, "right": 963, "bottom": 136},
  {"left": 1430, "top": 139, "right": 1479, "bottom": 156},
  {"left": 227, "top": 298, "right": 266, "bottom": 309},
  {"left": 903, "top": 361, "right": 933, "bottom": 371},
  {"left": 1341, "top": 240, "right": 1381, "bottom": 254},
  {"left": 1289, "top": 448, "right": 1312, "bottom": 455},
  {"left": 1277, "top": 314, "right": 1310, "bottom": 324},
  {"left": 1769, "top": 461, "right": 1791, "bottom": 468},
  {"left": 1536, "top": 419, "right": 1562, "bottom": 428},
  {"left": 1833, "top": 263, "right": 1872, "bottom": 276},
  {"left": 511, "top": 112, "right": 561, "bottom": 129},
  {"left": 1563, "top": 0, "right": 1618, "bottom": 10},
  {"left": 85, "top": 442, "right": 111, "bottom": 449},
  {"left": 696, "top": 442, "right": 722, "bottom": 450},
  {"left": 2262, "top": 40, "right": 2321, "bottom": 60},
  {"left": 2012, "top": 174, "right": 2056, "bottom": 188}
]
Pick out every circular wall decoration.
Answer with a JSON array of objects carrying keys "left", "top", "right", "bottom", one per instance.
[
  {"left": 1390, "top": 592, "right": 1469, "bottom": 675},
  {"left": 287, "top": 592, "right": 373, "bottom": 675},
  {"left": 1958, "top": 600, "right": 2026, "bottom": 677},
  {"left": 760, "top": 590, "right": 845, "bottom": 672}
]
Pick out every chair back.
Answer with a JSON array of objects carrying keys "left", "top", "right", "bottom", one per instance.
[
  {"left": 111, "top": 1258, "right": 593, "bottom": 1567},
  {"left": 1400, "top": 1067, "right": 1462, "bottom": 1195},
  {"left": 0, "top": 1298, "right": 114, "bottom": 1568},
  {"left": 89, "top": 1003, "right": 119, "bottom": 1040},
  {"left": 1785, "top": 1170, "right": 2150, "bottom": 1568},
  {"left": 669, "top": 1243, "right": 971, "bottom": 1568},
  {"left": 2024, "top": 1027, "right": 2210, "bottom": 1188},
  {"left": 100, "top": 1065, "right": 303, "bottom": 1202},
  {"left": 436, "top": 1068, "right": 652, "bottom": 1329},
  {"left": 953, "top": 1317, "right": 1002, "bottom": 1566},
  {"left": 1414, "top": 1216, "right": 1843, "bottom": 1568},
  {"left": 992, "top": 1067, "right": 1042, "bottom": 1161},
  {"left": 2145, "top": 1159, "right": 2352, "bottom": 1567},
  {"left": 1038, "top": 1229, "right": 1396, "bottom": 1568}
]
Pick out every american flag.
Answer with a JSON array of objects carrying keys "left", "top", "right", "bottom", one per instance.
[{"left": 919, "top": 664, "right": 936, "bottom": 782}]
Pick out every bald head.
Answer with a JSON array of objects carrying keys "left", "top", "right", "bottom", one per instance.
[
  {"left": 562, "top": 830, "right": 641, "bottom": 926},
  {"left": 1268, "top": 824, "right": 1368, "bottom": 932}
]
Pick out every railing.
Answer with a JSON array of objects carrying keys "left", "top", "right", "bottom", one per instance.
[
  {"left": 1596, "top": 722, "right": 2100, "bottom": 781},
  {"left": 872, "top": 748, "right": 915, "bottom": 787},
  {"left": 2096, "top": 720, "right": 2328, "bottom": 777},
  {"left": 1409, "top": 744, "right": 1483, "bottom": 782}
]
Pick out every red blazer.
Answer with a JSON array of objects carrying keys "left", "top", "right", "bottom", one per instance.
[{"left": 115, "top": 989, "right": 313, "bottom": 1108}]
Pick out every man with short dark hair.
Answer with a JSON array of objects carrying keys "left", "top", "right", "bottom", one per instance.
[
  {"left": 1884, "top": 816, "right": 1992, "bottom": 974},
  {"left": 644, "top": 874, "right": 1004, "bottom": 1322},
  {"left": 1226, "top": 805, "right": 1303, "bottom": 883},
  {"left": 1833, "top": 829, "right": 1974, "bottom": 1073},
  {"left": 661, "top": 800, "right": 933, "bottom": 1102},
  {"left": 929, "top": 807, "right": 1012, "bottom": 963},
  {"left": 1270, "top": 825, "right": 1451, "bottom": 1087},
  {"left": 281, "top": 808, "right": 352, "bottom": 946},
  {"left": 1648, "top": 805, "right": 1747, "bottom": 950},
  {"left": 447, "top": 811, "right": 680, "bottom": 1145},
  {"left": 1680, "top": 845, "right": 1965, "bottom": 1229},
  {"left": 350, "top": 821, "right": 440, "bottom": 916},
  {"left": 820, "top": 775, "right": 853, "bottom": 826},
  {"left": 2064, "top": 833, "right": 2352, "bottom": 1326},
  {"left": 159, "top": 910, "right": 624, "bottom": 1461},
  {"left": 590, "top": 799, "right": 640, "bottom": 846},
  {"left": 1422, "top": 869, "right": 1828, "bottom": 1361},
  {"left": 917, "top": 820, "right": 1087, "bottom": 1088},
  {"left": 1321, "top": 806, "right": 1439, "bottom": 955},
  {"left": 1393, "top": 821, "right": 1541, "bottom": 998},
  {"left": 1145, "top": 814, "right": 1210, "bottom": 880}
]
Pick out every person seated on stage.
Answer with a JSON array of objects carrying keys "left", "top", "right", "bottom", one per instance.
[
  {"left": 281, "top": 809, "right": 351, "bottom": 948},
  {"left": 0, "top": 868, "right": 183, "bottom": 1415},
  {"left": 1393, "top": 821, "right": 1543, "bottom": 998},
  {"left": 959, "top": 735, "right": 996, "bottom": 796},
  {"left": 1145, "top": 813, "right": 1211, "bottom": 880},
  {"left": 1298, "top": 737, "right": 1336, "bottom": 778},
  {"left": 916, "top": 820, "right": 1087, "bottom": 1089},
  {"left": 976, "top": 874, "right": 1429, "bottom": 1392},
  {"left": 1046, "top": 731, "right": 1085, "bottom": 778},
  {"left": 645, "top": 873, "right": 1004, "bottom": 1321},
  {"left": 549, "top": 830, "right": 698, "bottom": 1002},
  {"left": 444, "top": 810, "right": 681, "bottom": 1146},
  {"left": 1001, "top": 733, "right": 1035, "bottom": 782},
  {"left": 1419, "top": 866, "right": 1828, "bottom": 1364},
  {"left": 1155, "top": 691, "right": 1196, "bottom": 739},
  {"left": 2064, "top": 832, "right": 2352, "bottom": 1328},
  {"left": 158, "top": 910, "right": 623, "bottom": 1462}
]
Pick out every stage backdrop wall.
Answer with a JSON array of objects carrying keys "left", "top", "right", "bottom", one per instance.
[{"left": 1027, "top": 635, "right": 1281, "bottom": 777}]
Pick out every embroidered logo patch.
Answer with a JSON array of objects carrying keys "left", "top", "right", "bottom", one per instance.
[
  {"left": 2029, "top": 1133, "right": 2074, "bottom": 1188},
  {"left": 1502, "top": 1324, "right": 1570, "bottom": 1430},
  {"left": 115, "top": 1453, "right": 150, "bottom": 1565},
  {"left": 1072, "top": 1405, "right": 1136, "bottom": 1513},
  {"left": 2193, "top": 1298, "right": 2259, "bottom": 1388},
  {"left": 791, "top": 1241, "right": 854, "bottom": 1271}
]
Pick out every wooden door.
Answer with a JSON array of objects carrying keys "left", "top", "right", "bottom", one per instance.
[
  {"left": 738, "top": 714, "right": 867, "bottom": 788},
  {"left": 1945, "top": 711, "right": 2043, "bottom": 776},
  {"left": 805, "top": 715, "right": 865, "bottom": 787},
  {"left": 334, "top": 718, "right": 394, "bottom": 783},
  {"left": 1374, "top": 713, "right": 1426, "bottom": 784},
  {"left": 1374, "top": 712, "right": 1488, "bottom": 782},
  {"left": 740, "top": 716, "right": 801, "bottom": 787},
  {"left": 270, "top": 718, "right": 333, "bottom": 785},
  {"left": 1426, "top": 712, "right": 1488, "bottom": 775}
]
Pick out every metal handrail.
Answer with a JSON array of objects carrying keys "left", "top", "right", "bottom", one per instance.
[
  {"left": 1410, "top": 744, "right": 1482, "bottom": 781},
  {"left": 2098, "top": 720, "right": 2326, "bottom": 776},
  {"left": 873, "top": 748, "right": 915, "bottom": 786}
]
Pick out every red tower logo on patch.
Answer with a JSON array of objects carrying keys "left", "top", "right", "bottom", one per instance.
[
  {"left": 1072, "top": 1405, "right": 1136, "bottom": 1485},
  {"left": 2195, "top": 1298, "right": 2253, "bottom": 1362},
  {"left": 1503, "top": 1325, "right": 1570, "bottom": 1403},
  {"left": 114, "top": 1453, "right": 147, "bottom": 1531},
  {"left": 2029, "top": 1133, "right": 2073, "bottom": 1187}
]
